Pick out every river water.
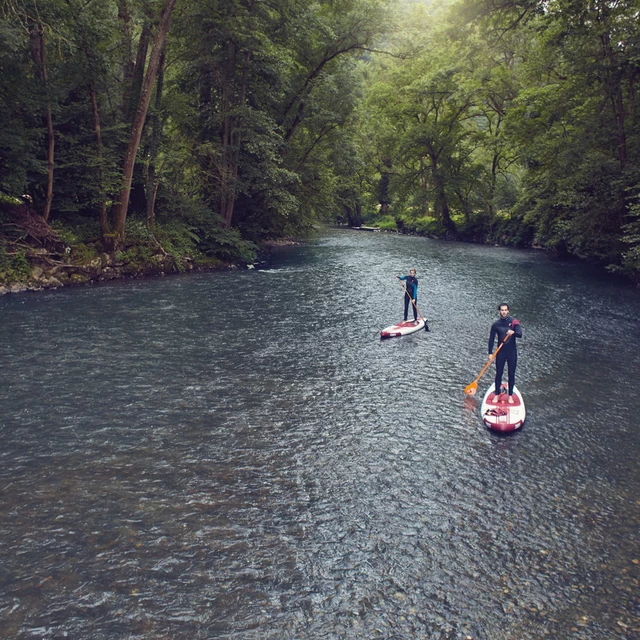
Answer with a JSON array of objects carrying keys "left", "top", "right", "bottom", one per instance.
[{"left": 1, "top": 229, "right": 639, "bottom": 640}]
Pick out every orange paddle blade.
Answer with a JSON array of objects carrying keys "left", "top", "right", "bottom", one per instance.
[{"left": 464, "top": 381, "right": 478, "bottom": 396}]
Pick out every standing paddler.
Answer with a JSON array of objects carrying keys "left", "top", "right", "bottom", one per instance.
[
  {"left": 398, "top": 268, "right": 419, "bottom": 322},
  {"left": 488, "top": 303, "right": 522, "bottom": 404}
]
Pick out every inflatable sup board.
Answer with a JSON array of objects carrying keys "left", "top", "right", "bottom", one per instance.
[
  {"left": 481, "top": 384, "right": 526, "bottom": 432},
  {"left": 380, "top": 318, "right": 426, "bottom": 339}
]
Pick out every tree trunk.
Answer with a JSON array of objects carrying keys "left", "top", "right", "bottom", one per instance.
[
  {"left": 149, "top": 158, "right": 166, "bottom": 229},
  {"left": 30, "top": 22, "right": 54, "bottom": 222},
  {"left": 221, "top": 46, "right": 252, "bottom": 229},
  {"left": 345, "top": 200, "right": 363, "bottom": 227},
  {"left": 599, "top": 30, "right": 627, "bottom": 171},
  {"left": 89, "top": 87, "right": 110, "bottom": 239},
  {"left": 128, "top": 23, "right": 152, "bottom": 123},
  {"left": 611, "top": 86, "right": 627, "bottom": 170},
  {"left": 117, "top": 0, "right": 135, "bottom": 119},
  {"left": 431, "top": 156, "right": 455, "bottom": 234},
  {"left": 146, "top": 47, "right": 166, "bottom": 229},
  {"left": 112, "top": 0, "right": 178, "bottom": 241},
  {"left": 377, "top": 158, "right": 392, "bottom": 216},
  {"left": 219, "top": 41, "right": 235, "bottom": 227}
]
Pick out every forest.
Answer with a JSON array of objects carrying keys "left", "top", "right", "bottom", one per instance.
[{"left": 1, "top": 0, "right": 639, "bottom": 287}]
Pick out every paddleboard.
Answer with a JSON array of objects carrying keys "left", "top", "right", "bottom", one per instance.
[
  {"left": 481, "top": 384, "right": 526, "bottom": 432},
  {"left": 380, "top": 318, "right": 425, "bottom": 339}
]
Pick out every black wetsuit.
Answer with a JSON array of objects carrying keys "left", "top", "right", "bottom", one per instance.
[
  {"left": 488, "top": 316, "right": 522, "bottom": 396},
  {"left": 399, "top": 275, "right": 418, "bottom": 321}
]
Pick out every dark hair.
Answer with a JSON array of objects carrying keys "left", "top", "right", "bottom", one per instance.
[{"left": 498, "top": 302, "right": 510, "bottom": 311}]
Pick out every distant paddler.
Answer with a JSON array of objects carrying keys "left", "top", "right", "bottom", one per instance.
[{"left": 396, "top": 268, "right": 429, "bottom": 331}]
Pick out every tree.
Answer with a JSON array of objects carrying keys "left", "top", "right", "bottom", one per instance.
[{"left": 111, "top": 0, "right": 178, "bottom": 242}]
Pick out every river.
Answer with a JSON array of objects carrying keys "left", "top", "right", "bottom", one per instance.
[{"left": 1, "top": 228, "right": 639, "bottom": 639}]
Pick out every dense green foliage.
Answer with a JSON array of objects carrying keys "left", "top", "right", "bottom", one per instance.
[
  {"left": 0, "top": 0, "right": 391, "bottom": 266},
  {"left": 1, "top": 0, "right": 639, "bottom": 277},
  {"left": 358, "top": 0, "right": 640, "bottom": 276}
]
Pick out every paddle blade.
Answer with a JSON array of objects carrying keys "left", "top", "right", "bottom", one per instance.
[{"left": 464, "top": 381, "right": 478, "bottom": 396}]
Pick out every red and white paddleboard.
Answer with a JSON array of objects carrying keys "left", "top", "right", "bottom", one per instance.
[
  {"left": 481, "top": 384, "right": 526, "bottom": 432},
  {"left": 380, "top": 318, "right": 425, "bottom": 339}
]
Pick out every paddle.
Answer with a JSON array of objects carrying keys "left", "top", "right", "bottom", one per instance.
[
  {"left": 396, "top": 276, "right": 429, "bottom": 331},
  {"left": 464, "top": 334, "right": 510, "bottom": 396}
]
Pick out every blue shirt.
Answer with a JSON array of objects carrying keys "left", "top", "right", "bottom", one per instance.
[{"left": 399, "top": 275, "right": 418, "bottom": 300}]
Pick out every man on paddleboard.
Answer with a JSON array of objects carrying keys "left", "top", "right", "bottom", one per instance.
[
  {"left": 398, "top": 268, "right": 419, "bottom": 322},
  {"left": 488, "top": 303, "right": 522, "bottom": 404}
]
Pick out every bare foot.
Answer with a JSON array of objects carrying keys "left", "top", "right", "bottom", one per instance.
[
  {"left": 508, "top": 395, "right": 514, "bottom": 404},
  {"left": 494, "top": 393, "right": 502, "bottom": 403}
]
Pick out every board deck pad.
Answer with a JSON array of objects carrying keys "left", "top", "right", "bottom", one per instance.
[
  {"left": 380, "top": 318, "right": 425, "bottom": 339},
  {"left": 480, "top": 384, "right": 526, "bottom": 432}
]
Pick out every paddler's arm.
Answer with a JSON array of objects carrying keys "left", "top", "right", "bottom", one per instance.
[
  {"left": 488, "top": 326, "right": 497, "bottom": 355},
  {"left": 512, "top": 319, "right": 522, "bottom": 339}
]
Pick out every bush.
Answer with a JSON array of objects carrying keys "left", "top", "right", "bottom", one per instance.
[
  {"left": 51, "top": 219, "right": 101, "bottom": 245},
  {"left": 71, "top": 243, "right": 99, "bottom": 264},
  {"left": 376, "top": 216, "right": 398, "bottom": 231},
  {"left": 0, "top": 243, "right": 30, "bottom": 283},
  {"left": 410, "top": 216, "right": 446, "bottom": 236},
  {"left": 157, "top": 203, "right": 257, "bottom": 264}
]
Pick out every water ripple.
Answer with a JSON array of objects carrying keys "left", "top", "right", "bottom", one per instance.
[{"left": 1, "top": 230, "right": 639, "bottom": 639}]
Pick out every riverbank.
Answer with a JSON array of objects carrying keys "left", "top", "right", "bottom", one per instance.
[
  {"left": 347, "top": 219, "right": 640, "bottom": 285},
  {"left": 0, "top": 221, "right": 226, "bottom": 296},
  {"left": 0, "top": 203, "right": 306, "bottom": 295},
  {"left": 0, "top": 249, "right": 219, "bottom": 295}
]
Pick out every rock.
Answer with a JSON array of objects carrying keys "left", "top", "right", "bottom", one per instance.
[
  {"left": 45, "top": 277, "right": 63, "bottom": 288},
  {"left": 0, "top": 285, "right": 9, "bottom": 295},
  {"left": 9, "top": 283, "right": 27, "bottom": 293},
  {"left": 31, "top": 266, "right": 44, "bottom": 279},
  {"left": 69, "top": 273, "right": 89, "bottom": 284}
]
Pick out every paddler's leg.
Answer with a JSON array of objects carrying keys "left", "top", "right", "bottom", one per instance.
[
  {"left": 494, "top": 351, "right": 507, "bottom": 401},
  {"left": 507, "top": 351, "right": 517, "bottom": 403},
  {"left": 403, "top": 295, "right": 410, "bottom": 322}
]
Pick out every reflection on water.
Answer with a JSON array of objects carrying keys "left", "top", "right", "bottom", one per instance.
[{"left": 1, "top": 229, "right": 639, "bottom": 639}]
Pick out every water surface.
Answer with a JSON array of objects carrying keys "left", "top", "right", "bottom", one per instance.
[{"left": 1, "top": 229, "right": 639, "bottom": 639}]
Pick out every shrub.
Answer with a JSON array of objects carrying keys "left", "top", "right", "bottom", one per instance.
[
  {"left": 376, "top": 216, "right": 398, "bottom": 231},
  {"left": 0, "top": 243, "right": 30, "bottom": 283},
  {"left": 400, "top": 216, "right": 446, "bottom": 236},
  {"left": 71, "top": 243, "right": 99, "bottom": 264}
]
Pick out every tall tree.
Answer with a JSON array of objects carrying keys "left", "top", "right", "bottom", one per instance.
[
  {"left": 111, "top": 0, "right": 178, "bottom": 241},
  {"left": 28, "top": 18, "right": 54, "bottom": 221}
]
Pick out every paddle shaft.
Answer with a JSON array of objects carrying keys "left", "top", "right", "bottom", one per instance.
[
  {"left": 396, "top": 276, "right": 426, "bottom": 324},
  {"left": 474, "top": 334, "right": 510, "bottom": 383}
]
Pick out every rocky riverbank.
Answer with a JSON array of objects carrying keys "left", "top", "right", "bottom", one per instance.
[
  {"left": 0, "top": 249, "right": 206, "bottom": 295},
  {"left": 0, "top": 203, "right": 235, "bottom": 295},
  {"left": 0, "top": 204, "right": 311, "bottom": 295}
]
